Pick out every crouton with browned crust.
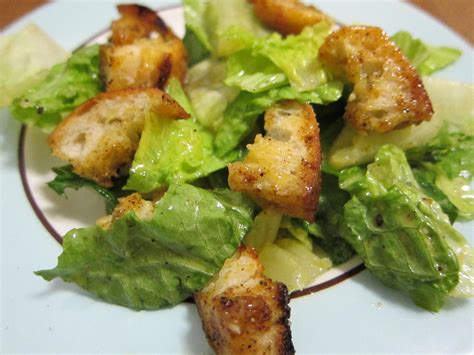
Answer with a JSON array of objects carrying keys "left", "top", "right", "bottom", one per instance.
[
  {"left": 319, "top": 26, "right": 433, "bottom": 133},
  {"left": 228, "top": 100, "right": 321, "bottom": 222},
  {"left": 100, "top": 4, "right": 187, "bottom": 91},
  {"left": 48, "top": 88, "right": 189, "bottom": 187},
  {"left": 195, "top": 245, "right": 294, "bottom": 355},
  {"left": 97, "top": 192, "right": 155, "bottom": 230},
  {"left": 250, "top": 0, "right": 333, "bottom": 35}
]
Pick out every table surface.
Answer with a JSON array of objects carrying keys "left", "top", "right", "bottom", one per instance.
[{"left": 1, "top": 0, "right": 473, "bottom": 44}]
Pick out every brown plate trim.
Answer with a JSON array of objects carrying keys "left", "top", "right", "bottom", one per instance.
[
  {"left": 16, "top": 3, "right": 366, "bottom": 298},
  {"left": 18, "top": 125, "right": 63, "bottom": 245},
  {"left": 290, "top": 263, "right": 365, "bottom": 299}
]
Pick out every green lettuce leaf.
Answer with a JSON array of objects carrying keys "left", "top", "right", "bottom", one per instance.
[
  {"left": 10, "top": 45, "right": 102, "bottom": 132},
  {"left": 125, "top": 79, "right": 237, "bottom": 193},
  {"left": 328, "top": 77, "right": 474, "bottom": 169},
  {"left": 47, "top": 165, "right": 129, "bottom": 214},
  {"left": 304, "top": 173, "right": 355, "bottom": 264},
  {"left": 35, "top": 184, "right": 254, "bottom": 310},
  {"left": 214, "top": 82, "right": 343, "bottom": 156},
  {"left": 183, "top": 0, "right": 268, "bottom": 58},
  {"left": 391, "top": 31, "right": 462, "bottom": 75},
  {"left": 225, "top": 50, "right": 288, "bottom": 93},
  {"left": 185, "top": 59, "right": 240, "bottom": 129},
  {"left": 339, "top": 145, "right": 472, "bottom": 311},
  {"left": 407, "top": 130, "right": 474, "bottom": 220},
  {"left": 224, "top": 23, "right": 334, "bottom": 93},
  {"left": 0, "top": 23, "right": 69, "bottom": 107}
]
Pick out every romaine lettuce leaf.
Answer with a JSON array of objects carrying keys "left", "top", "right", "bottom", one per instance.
[
  {"left": 243, "top": 209, "right": 332, "bottom": 292},
  {"left": 224, "top": 23, "right": 334, "bottom": 93},
  {"left": 339, "top": 145, "right": 472, "bottom": 311},
  {"left": 125, "top": 79, "right": 237, "bottom": 193},
  {"left": 183, "top": 0, "right": 268, "bottom": 58},
  {"left": 407, "top": 130, "right": 474, "bottom": 220},
  {"left": 10, "top": 45, "right": 102, "bottom": 132},
  {"left": 304, "top": 173, "right": 355, "bottom": 264},
  {"left": 35, "top": 184, "right": 254, "bottom": 310},
  {"left": 0, "top": 23, "right": 69, "bottom": 107},
  {"left": 329, "top": 77, "right": 474, "bottom": 169},
  {"left": 47, "top": 165, "right": 129, "bottom": 214},
  {"left": 185, "top": 59, "right": 240, "bottom": 129},
  {"left": 391, "top": 31, "right": 462, "bottom": 75},
  {"left": 214, "top": 82, "right": 343, "bottom": 156}
]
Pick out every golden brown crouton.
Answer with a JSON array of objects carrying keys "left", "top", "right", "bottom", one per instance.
[
  {"left": 319, "top": 26, "right": 433, "bottom": 133},
  {"left": 250, "top": 0, "right": 333, "bottom": 35},
  {"left": 228, "top": 100, "right": 321, "bottom": 222},
  {"left": 48, "top": 88, "right": 189, "bottom": 187},
  {"left": 195, "top": 246, "right": 294, "bottom": 355},
  {"left": 97, "top": 192, "right": 155, "bottom": 229},
  {"left": 100, "top": 4, "right": 187, "bottom": 91}
]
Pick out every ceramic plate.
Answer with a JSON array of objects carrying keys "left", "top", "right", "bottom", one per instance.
[{"left": 1, "top": 0, "right": 473, "bottom": 353}]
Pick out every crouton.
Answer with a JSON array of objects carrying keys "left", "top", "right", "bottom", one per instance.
[
  {"left": 319, "top": 26, "right": 433, "bottom": 133},
  {"left": 195, "top": 245, "right": 294, "bottom": 355},
  {"left": 251, "top": 0, "right": 333, "bottom": 35},
  {"left": 100, "top": 4, "right": 187, "bottom": 91},
  {"left": 228, "top": 100, "right": 321, "bottom": 222},
  {"left": 47, "top": 88, "right": 189, "bottom": 187}
]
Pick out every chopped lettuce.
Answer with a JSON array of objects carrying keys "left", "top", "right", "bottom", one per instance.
[
  {"left": 47, "top": 165, "right": 129, "bottom": 214},
  {"left": 183, "top": 0, "right": 268, "bottom": 58},
  {"left": 185, "top": 59, "right": 240, "bottom": 129},
  {"left": 0, "top": 23, "right": 69, "bottom": 107},
  {"left": 407, "top": 130, "right": 474, "bottom": 220},
  {"left": 391, "top": 31, "right": 462, "bottom": 75},
  {"left": 125, "top": 79, "right": 237, "bottom": 193},
  {"left": 244, "top": 209, "right": 332, "bottom": 292},
  {"left": 11, "top": 45, "right": 102, "bottom": 132},
  {"left": 225, "top": 50, "right": 288, "bottom": 93},
  {"left": 36, "top": 184, "right": 254, "bottom": 310},
  {"left": 225, "top": 24, "right": 333, "bottom": 93},
  {"left": 215, "top": 82, "right": 343, "bottom": 156},
  {"left": 329, "top": 77, "right": 474, "bottom": 169},
  {"left": 304, "top": 173, "right": 355, "bottom": 264},
  {"left": 339, "top": 145, "right": 473, "bottom": 311}
]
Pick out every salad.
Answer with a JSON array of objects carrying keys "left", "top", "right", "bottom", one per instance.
[{"left": 1, "top": 0, "right": 473, "bottom": 353}]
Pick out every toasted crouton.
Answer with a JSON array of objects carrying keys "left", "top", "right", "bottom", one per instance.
[
  {"left": 319, "top": 26, "right": 433, "bottom": 133},
  {"left": 97, "top": 192, "right": 155, "bottom": 229},
  {"left": 251, "top": 0, "right": 333, "bottom": 35},
  {"left": 228, "top": 100, "right": 321, "bottom": 222},
  {"left": 100, "top": 4, "right": 187, "bottom": 91},
  {"left": 47, "top": 88, "right": 189, "bottom": 187},
  {"left": 195, "top": 246, "right": 294, "bottom": 355}
]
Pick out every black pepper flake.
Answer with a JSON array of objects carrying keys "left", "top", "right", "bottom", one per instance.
[
  {"left": 36, "top": 106, "right": 44, "bottom": 114},
  {"left": 375, "top": 214, "right": 384, "bottom": 227}
]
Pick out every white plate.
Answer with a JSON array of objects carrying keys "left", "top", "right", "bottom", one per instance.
[{"left": 1, "top": 1, "right": 473, "bottom": 353}]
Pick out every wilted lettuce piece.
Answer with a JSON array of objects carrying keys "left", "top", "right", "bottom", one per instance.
[
  {"left": 407, "top": 130, "right": 474, "bottom": 220},
  {"left": 185, "top": 59, "right": 240, "bottom": 129},
  {"left": 329, "top": 77, "right": 474, "bottom": 169},
  {"left": 0, "top": 23, "right": 69, "bottom": 107},
  {"left": 224, "top": 23, "right": 334, "bottom": 93},
  {"left": 183, "top": 28, "right": 210, "bottom": 66},
  {"left": 183, "top": 0, "right": 268, "bottom": 58},
  {"left": 36, "top": 184, "right": 254, "bottom": 310},
  {"left": 339, "top": 145, "right": 472, "bottom": 311},
  {"left": 391, "top": 31, "right": 461, "bottom": 75},
  {"left": 304, "top": 173, "right": 355, "bottom": 264},
  {"left": 48, "top": 165, "right": 121, "bottom": 214},
  {"left": 11, "top": 45, "right": 101, "bottom": 132},
  {"left": 215, "top": 82, "right": 343, "bottom": 156},
  {"left": 411, "top": 168, "right": 458, "bottom": 223},
  {"left": 243, "top": 209, "right": 332, "bottom": 292},
  {"left": 225, "top": 50, "right": 288, "bottom": 93},
  {"left": 125, "top": 80, "right": 237, "bottom": 193}
]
